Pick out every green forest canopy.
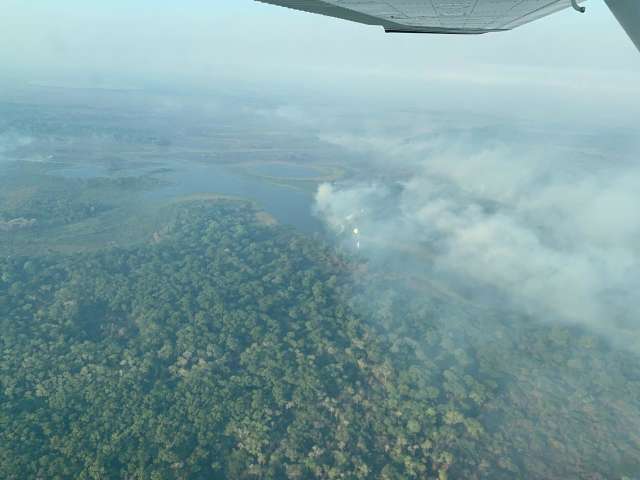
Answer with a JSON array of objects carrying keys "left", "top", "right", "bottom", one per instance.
[{"left": 1, "top": 200, "right": 639, "bottom": 479}]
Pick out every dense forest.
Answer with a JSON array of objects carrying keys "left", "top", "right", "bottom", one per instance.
[
  {"left": 0, "top": 165, "right": 169, "bottom": 256},
  {"left": 1, "top": 199, "right": 639, "bottom": 479}
]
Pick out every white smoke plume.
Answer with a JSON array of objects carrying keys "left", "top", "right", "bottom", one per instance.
[
  {"left": 314, "top": 127, "right": 640, "bottom": 346},
  {"left": 0, "top": 131, "right": 33, "bottom": 162}
]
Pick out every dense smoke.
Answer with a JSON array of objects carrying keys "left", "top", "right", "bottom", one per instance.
[
  {"left": 314, "top": 125, "right": 640, "bottom": 346},
  {"left": 0, "top": 131, "right": 32, "bottom": 161}
]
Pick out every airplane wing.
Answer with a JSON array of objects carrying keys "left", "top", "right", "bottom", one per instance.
[
  {"left": 257, "top": 0, "right": 640, "bottom": 51},
  {"left": 605, "top": 0, "right": 640, "bottom": 51}
]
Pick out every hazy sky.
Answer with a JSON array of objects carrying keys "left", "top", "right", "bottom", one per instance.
[{"left": 3, "top": 0, "right": 640, "bottom": 125}]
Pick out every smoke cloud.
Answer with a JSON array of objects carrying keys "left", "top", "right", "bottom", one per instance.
[
  {"left": 0, "top": 132, "right": 32, "bottom": 154},
  {"left": 0, "top": 132, "right": 33, "bottom": 167},
  {"left": 314, "top": 125, "right": 640, "bottom": 346}
]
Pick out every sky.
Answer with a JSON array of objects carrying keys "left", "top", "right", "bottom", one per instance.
[{"left": 2, "top": 0, "right": 640, "bottom": 125}]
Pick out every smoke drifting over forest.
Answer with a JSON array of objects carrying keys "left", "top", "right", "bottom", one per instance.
[
  {"left": 314, "top": 123, "right": 640, "bottom": 347},
  {"left": 0, "top": 132, "right": 32, "bottom": 157}
]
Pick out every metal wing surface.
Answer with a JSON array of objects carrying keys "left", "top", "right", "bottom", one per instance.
[{"left": 255, "top": 0, "right": 587, "bottom": 34}]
